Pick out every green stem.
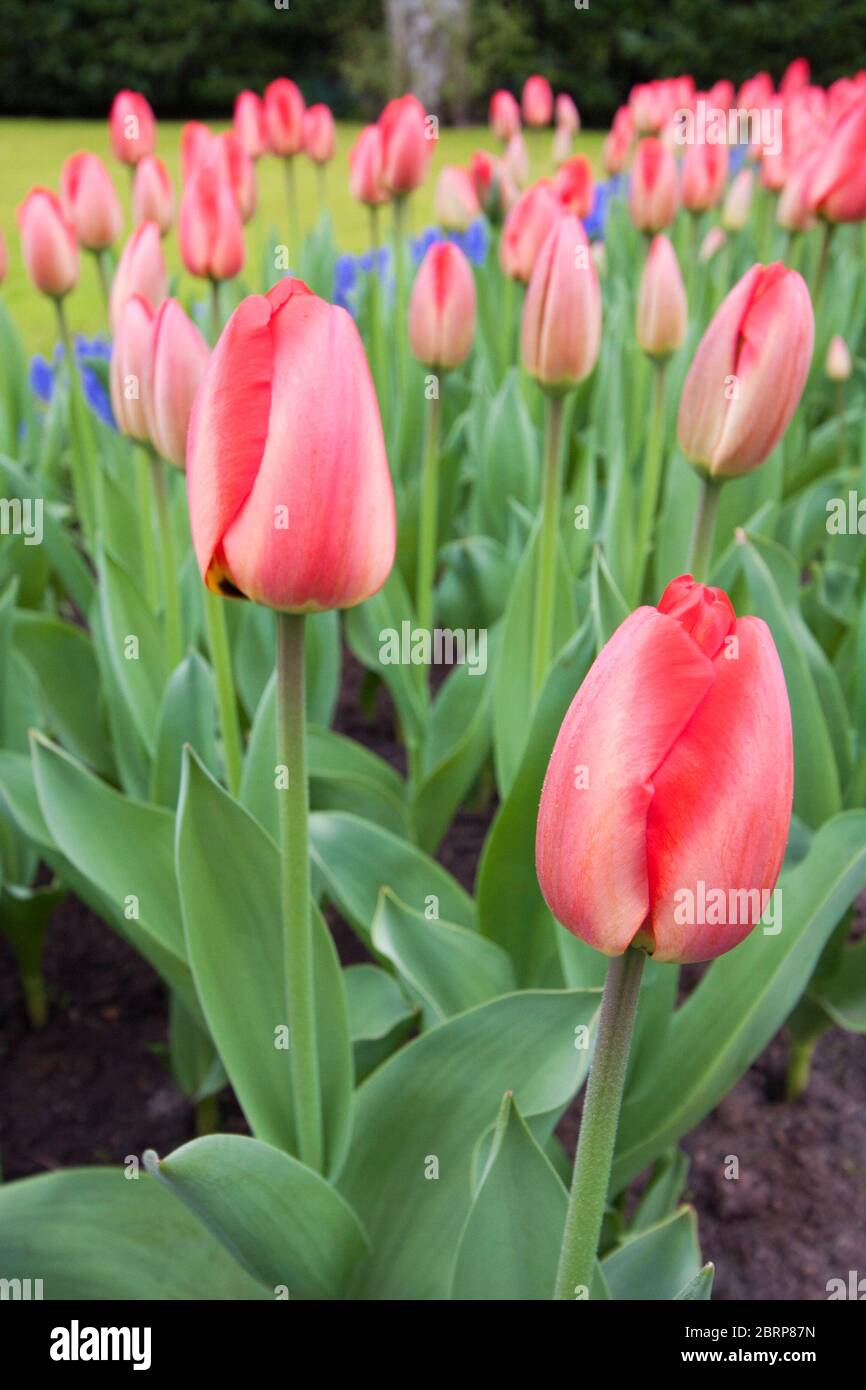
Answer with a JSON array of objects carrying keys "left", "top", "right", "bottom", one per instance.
[
  {"left": 501, "top": 272, "right": 516, "bottom": 375},
  {"left": 93, "top": 248, "right": 112, "bottom": 320},
  {"left": 415, "top": 389, "right": 443, "bottom": 636},
  {"left": 785, "top": 1035, "right": 820, "bottom": 1102},
  {"left": 687, "top": 474, "right": 722, "bottom": 582},
  {"left": 135, "top": 447, "right": 160, "bottom": 610},
  {"left": 393, "top": 195, "right": 408, "bottom": 396},
  {"left": 631, "top": 360, "right": 668, "bottom": 603},
  {"left": 22, "top": 970, "right": 48, "bottom": 1029},
  {"left": 276, "top": 611, "right": 322, "bottom": 1173},
  {"left": 195, "top": 1093, "right": 219, "bottom": 1136},
  {"left": 149, "top": 452, "right": 183, "bottom": 670},
  {"left": 202, "top": 588, "right": 244, "bottom": 796},
  {"left": 554, "top": 948, "right": 646, "bottom": 1300},
  {"left": 284, "top": 157, "right": 300, "bottom": 263},
  {"left": 316, "top": 164, "right": 328, "bottom": 216},
  {"left": 368, "top": 204, "right": 387, "bottom": 404},
  {"left": 54, "top": 295, "right": 96, "bottom": 544},
  {"left": 210, "top": 278, "right": 221, "bottom": 344},
  {"left": 530, "top": 393, "right": 567, "bottom": 701},
  {"left": 813, "top": 221, "right": 835, "bottom": 309}
]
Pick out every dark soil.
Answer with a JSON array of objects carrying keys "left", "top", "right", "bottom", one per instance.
[{"left": 1, "top": 650, "right": 864, "bottom": 1300}]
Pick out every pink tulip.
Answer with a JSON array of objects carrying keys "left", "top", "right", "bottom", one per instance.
[
  {"left": 504, "top": 132, "right": 530, "bottom": 189},
  {"left": 555, "top": 93, "right": 580, "bottom": 134},
  {"left": 500, "top": 181, "right": 563, "bottom": 282},
  {"left": 636, "top": 234, "right": 687, "bottom": 359},
  {"left": 708, "top": 80, "right": 734, "bottom": 112},
  {"left": 681, "top": 142, "right": 729, "bottom": 213},
  {"left": 826, "top": 334, "right": 852, "bottom": 382},
  {"left": 264, "top": 78, "right": 305, "bottom": 157},
  {"left": 215, "top": 131, "right": 258, "bottom": 224},
  {"left": 521, "top": 214, "right": 601, "bottom": 391},
  {"left": 553, "top": 155, "right": 594, "bottom": 219},
  {"left": 536, "top": 574, "right": 792, "bottom": 964},
  {"left": 782, "top": 58, "right": 810, "bottom": 96},
  {"left": 186, "top": 278, "right": 395, "bottom": 612},
  {"left": 109, "top": 294, "right": 155, "bottom": 441},
  {"left": 522, "top": 75, "right": 553, "bottom": 127},
  {"left": 17, "top": 188, "right": 79, "bottom": 298},
  {"left": 489, "top": 89, "right": 521, "bottom": 142},
  {"left": 678, "top": 262, "right": 814, "bottom": 478},
  {"left": 806, "top": 97, "right": 866, "bottom": 222},
  {"left": 434, "top": 166, "right": 480, "bottom": 231},
  {"left": 109, "top": 90, "right": 156, "bottom": 166},
  {"left": 408, "top": 242, "right": 476, "bottom": 370},
  {"left": 180, "top": 122, "right": 216, "bottom": 183},
  {"left": 721, "top": 168, "right": 754, "bottom": 232},
  {"left": 379, "top": 94, "right": 432, "bottom": 195},
  {"left": 179, "top": 166, "right": 245, "bottom": 282},
  {"left": 144, "top": 299, "right": 211, "bottom": 469},
  {"left": 61, "top": 152, "right": 122, "bottom": 251},
  {"left": 349, "top": 125, "right": 388, "bottom": 206},
  {"left": 303, "top": 104, "right": 336, "bottom": 164},
  {"left": 629, "top": 138, "right": 680, "bottom": 233},
  {"left": 553, "top": 127, "right": 573, "bottom": 169},
  {"left": 760, "top": 148, "right": 787, "bottom": 193},
  {"left": 133, "top": 156, "right": 174, "bottom": 236},
  {"left": 109, "top": 220, "right": 167, "bottom": 329},
  {"left": 698, "top": 226, "right": 727, "bottom": 264},
  {"left": 776, "top": 154, "right": 818, "bottom": 232},
  {"left": 469, "top": 151, "right": 515, "bottom": 222},
  {"left": 233, "top": 90, "right": 267, "bottom": 160}
]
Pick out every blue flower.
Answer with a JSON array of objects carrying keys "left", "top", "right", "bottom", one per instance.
[
  {"left": 30, "top": 355, "right": 54, "bottom": 403},
  {"left": 81, "top": 365, "right": 115, "bottom": 428}
]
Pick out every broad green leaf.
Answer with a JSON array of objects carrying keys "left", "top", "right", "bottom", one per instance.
[
  {"left": 344, "top": 567, "right": 429, "bottom": 750},
  {"left": 811, "top": 936, "right": 866, "bottom": 1031},
  {"left": 13, "top": 611, "right": 112, "bottom": 776},
  {"left": 412, "top": 652, "right": 494, "bottom": 851},
  {"left": 345, "top": 962, "right": 416, "bottom": 1080},
  {"left": 590, "top": 544, "right": 629, "bottom": 651},
  {"left": 151, "top": 650, "right": 219, "bottom": 808},
  {"left": 98, "top": 544, "right": 168, "bottom": 754},
  {"left": 602, "top": 1208, "right": 702, "bottom": 1300},
  {"left": 675, "top": 1263, "right": 715, "bottom": 1300},
  {"left": 631, "top": 1149, "right": 690, "bottom": 1232}
]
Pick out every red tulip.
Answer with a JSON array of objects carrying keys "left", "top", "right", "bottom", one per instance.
[
  {"left": 349, "top": 125, "right": 388, "bottom": 206},
  {"left": 264, "top": 78, "right": 305, "bottom": 157},
  {"left": 469, "top": 151, "right": 515, "bottom": 222},
  {"left": 179, "top": 165, "right": 245, "bottom": 282},
  {"left": 215, "top": 131, "right": 258, "bottom": 224},
  {"left": 144, "top": 299, "right": 211, "bottom": 469},
  {"left": 636, "top": 234, "right": 687, "bottom": 359},
  {"left": 522, "top": 75, "right": 553, "bottom": 127},
  {"left": 408, "top": 241, "right": 476, "bottom": 370},
  {"left": 681, "top": 142, "right": 729, "bottom": 212},
  {"left": 555, "top": 93, "right": 580, "bottom": 134},
  {"left": 61, "top": 152, "right": 122, "bottom": 251},
  {"left": 629, "top": 138, "right": 680, "bottom": 233},
  {"left": 500, "top": 180, "right": 563, "bottom": 282},
  {"left": 630, "top": 81, "right": 669, "bottom": 135},
  {"left": 109, "top": 293, "right": 155, "bottom": 441},
  {"left": 17, "top": 188, "right": 79, "bottom": 298},
  {"left": 708, "top": 80, "right": 734, "bottom": 112},
  {"left": 677, "top": 262, "right": 814, "bottom": 478},
  {"left": 304, "top": 104, "right": 336, "bottom": 164},
  {"left": 781, "top": 57, "right": 810, "bottom": 96},
  {"left": 181, "top": 122, "right": 216, "bottom": 183},
  {"left": 489, "top": 89, "right": 521, "bottom": 142},
  {"left": 738, "top": 72, "right": 775, "bottom": 111},
  {"left": 776, "top": 153, "right": 818, "bottom": 232},
  {"left": 553, "top": 155, "right": 594, "bottom": 218},
  {"left": 536, "top": 574, "right": 793, "bottom": 964},
  {"left": 233, "top": 90, "right": 267, "bottom": 160},
  {"left": 133, "top": 156, "right": 174, "bottom": 235},
  {"left": 186, "top": 278, "right": 395, "bottom": 612},
  {"left": 521, "top": 214, "right": 602, "bottom": 391},
  {"left": 109, "top": 90, "right": 156, "bottom": 166},
  {"left": 109, "top": 221, "right": 167, "bottom": 328},
  {"left": 434, "top": 166, "right": 480, "bottom": 231},
  {"left": 806, "top": 97, "right": 866, "bottom": 222},
  {"left": 379, "top": 94, "right": 432, "bottom": 195}
]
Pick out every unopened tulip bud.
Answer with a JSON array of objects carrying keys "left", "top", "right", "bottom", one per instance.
[
  {"left": 109, "top": 89, "right": 155, "bottom": 166},
  {"left": 826, "top": 334, "right": 852, "bottom": 381},
  {"left": 61, "top": 153, "right": 122, "bottom": 251},
  {"left": 434, "top": 166, "right": 480, "bottom": 231},
  {"left": 133, "top": 156, "right": 174, "bottom": 235},
  {"left": 636, "top": 234, "right": 687, "bottom": 360},
  {"left": 777, "top": 156, "right": 817, "bottom": 232},
  {"left": 179, "top": 165, "right": 245, "bottom": 282},
  {"left": 18, "top": 188, "right": 79, "bottom": 298},
  {"left": 303, "top": 104, "right": 336, "bottom": 164},
  {"left": 379, "top": 94, "right": 432, "bottom": 195},
  {"left": 552, "top": 126, "right": 572, "bottom": 168},
  {"left": 629, "top": 138, "right": 679, "bottom": 233},
  {"left": 215, "top": 131, "right": 258, "bottom": 224},
  {"left": 521, "top": 214, "right": 602, "bottom": 391},
  {"left": 678, "top": 262, "right": 814, "bottom": 478},
  {"left": 504, "top": 132, "right": 530, "bottom": 189},
  {"left": 553, "top": 155, "right": 594, "bottom": 218},
  {"left": 349, "top": 125, "right": 388, "bottom": 206},
  {"left": 500, "top": 181, "right": 563, "bottom": 282},
  {"left": 109, "top": 221, "right": 166, "bottom": 328},
  {"left": 264, "top": 78, "right": 305, "bottom": 157},
  {"left": 233, "top": 90, "right": 267, "bottom": 161},
  {"left": 522, "top": 75, "right": 553, "bottom": 127},
  {"left": 110, "top": 293, "right": 155, "bottom": 441},
  {"left": 408, "top": 241, "right": 476, "bottom": 370},
  {"left": 699, "top": 226, "right": 727, "bottom": 263},
  {"left": 144, "top": 299, "right": 211, "bottom": 469},
  {"left": 187, "top": 278, "right": 395, "bottom": 612},
  {"left": 806, "top": 97, "right": 866, "bottom": 222},
  {"left": 469, "top": 151, "right": 515, "bottom": 223},
  {"left": 181, "top": 122, "right": 216, "bottom": 182},
  {"left": 555, "top": 93, "right": 580, "bottom": 135},
  {"left": 721, "top": 168, "right": 754, "bottom": 232},
  {"left": 537, "top": 574, "right": 793, "bottom": 964},
  {"left": 489, "top": 89, "right": 521, "bottom": 142},
  {"left": 681, "top": 143, "right": 729, "bottom": 213}
]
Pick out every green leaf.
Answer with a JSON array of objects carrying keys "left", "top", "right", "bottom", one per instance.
[
  {"left": 97, "top": 544, "right": 168, "bottom": 755},
  {"left": 345, "top": 962, "right": 416, "bottom": 1080},
  {"left": 13, "top": 611, "right": 112, "bottom": 776},
  {"left": 144, "top": 1134, "right": 368, "bottom": 1300},
  {"left": 602, "top": 1208, "right": 702, "bottom": 1300},
  {"left": 811, "top": 936, "right": 866, "bottom": 1031},
  {"left": 675, "top": 1263, "right": 715, "bottom": 1300},
  {"left": 151, "top": 650, "right": 219, "bottom": 808},
  {"left": 590, "top": 544, "right": 629, "bottom": 651},
  {"left": 411, "top": 653, "right": 494, "bottom": 852},
  {"left": 345, "top": 568, "right": 429, "bottom": 750}
]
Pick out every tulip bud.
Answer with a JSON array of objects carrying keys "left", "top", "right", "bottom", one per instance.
[
  {"left": 489, "top": 89, "right": 521, "bottom": 143},
  {"left": 806, "top": 97, "right": 866, "bottom": 222},
  {"left": 629, "top": 138, "right": 679, "bottom": 232},
  {"left": 133, "top": 156, "right": 174, "bottom": 236},
  {"left": 349, "top": 125, "right": 388, "bottom": 206},
  {"left": 303, "top": 104, "right": 336, "bottom": 164},
  {"left": 552, "top": 126, "right": 572, "bottom": 168},
  {"left": 504, "top": 132, "right": 530, "bottom": 189},
  {"left": 379, "top": 94, "right": 432, "bottom": 195},
  {"left": 187, "top": 278, "right": 395, "bottom": 612},
  {"left": 110, "top": 293, "right": 155, "bottom": 441},
  {"left": 233, "top": 90, "right": 267, "bottom": 161},
  {"left": 521, "top": 214, "right": 602, "bottom": 391},
  {"left": 264, "top": 78, "right": 306, "bottom": 157},
  {"left": 553, "top": 155, "right": 594, "bottom": 218},
  {"left": 500, "top": 180, "right": 563, "bottom": 282},
  {"left": 536, "top": 574, "right": 793, "bottom": 964},
  {"left": 826, "top": 334, "right": 852, "bottom": 382},
  {"left": 181, "top": 122, "right": 216, "bottom": 183},
  {"left": 698, "top": 226, "right": 727, "bottom": 263},
  {"left": 555, "top": 93, "right": 580, "bottom": 135},
  {"left": 109, "top": 90, "right": 156, "bottom": 166},
  {"left": 179, "top": 165, "right": 245, "bottom": 282},
  {"left": 522, "top": 75, "right": 554, "bottom": 127},
  {"left": 681, "top": 142, "right": 729, "bottom": 213},
  {"left": 61, "top": 153, "right": 122, "bottom": 251},
  {"left": 776, "top": 156, "right": 818, "bottom": 233},
  {"left": 408, "top": 242, "right": 476, "bottom": 370},
  {"left": 434, "top": 166, "right": 480, "bottom": 232},
  {"left": 721, "top": 168, "right": 754, "bottom": 232},
  {"left": 144, "top": 299, "right": 211, "bottom": 469},
  {"left": 678, "top": 262, "right": 814, "bottom": 478},
  {"left": 17, "top": 188, "right": 79, "bottom": 299},
  {"left": 636, "top": 234, "right": 687, "bottom": 360},
  {"left": 469, "top": 151, "right": 515, "bottom": 223},
  {"left": 109, "top": 221, "right": 167, "bottom": 329},
  {"left": 215, "top": 131, "right": 258, "bottom": 224}
]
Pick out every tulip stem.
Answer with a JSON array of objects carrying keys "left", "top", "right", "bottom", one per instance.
[
  {"left": 554, "top": 947, "right": 646, "bottom": 1300},
  {"left": 416, "top": 389, "right": 443, "bottom": 639},
  {"left": 284, "top": 157, "right": 300, "bottom": 264},
  {"left": 135, "top": 447, "right": 160, "bottom": 611},
  {"left": 531, "top": 392, "right": 567, "bottom": 702},
  {"left": 813, "top": 222, "right": 835, "bottom": 308},
  {"left": 392, "top": 195, "right": 409, "bottom": 395},
  {"left": 149, "top": 452, "right": 184, "bottom": 671},
  {"left": 93, "top": 249, "right": 112, "bottom": 319},
  {"left": 632, "top": 361, "right": 668, "bottom": 603},
  {"left": 276, "top": 610, "right": 323, "bottom": 1173},
  {"left": 687, "top": 475, "right": 722, "bottom": 583},
  {"left": 316, "top": 164, "right": 328, "bottom": 216},
  {"left": 203, "top": 589, "right": 244, "bottom": 796},
  {"left": 54, "top": 295, "right": 96, "bottom": 545},
  {"left": 210, "top": 279, "right": 221, "bottom": 344},
  {"left": 368, "top": 205, "right": 387, "bottom": 406}
]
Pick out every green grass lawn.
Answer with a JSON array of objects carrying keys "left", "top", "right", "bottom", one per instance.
[{"left": 1, "top": 118, "right": 604, "bottom": 354}]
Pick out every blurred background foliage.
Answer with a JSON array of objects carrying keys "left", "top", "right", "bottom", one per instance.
[{"left": 1, "top": 0, "right": 864, "bottom": 124}]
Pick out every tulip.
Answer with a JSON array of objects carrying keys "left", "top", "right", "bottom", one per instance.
[
  {"left": 109, "top": 293, "right": 155, "bottom": 442},
  {"left": 552, "top": 126, "right": 572, "bottom": 168},
  {"left": 521, "top": 214, "right": 601, "bottom": 391},
  {"left": 721, "top": 168, "right": 754, "bottom": 232},
  {"left": 782, "top": 58, "right": 810, "bottom": 96},
  {"left": 760, "top": 148, "right": 787, "bottom": 193},
  {"left": 555, "top": 93, "right": 580, "bottom": 134},
  {"left": 537, "top": 573, "right": 793, "bottom": 964},
  {"left": 636, "top": 234, "right": 686, "bottom": 360},
  {"left": 61, "top": 152, "right": 122, "bottom": 251},
  {"left": 349, "top": 124, "right": 388, "bottom": 206},
  {"left": 179, "top": 165, "right": 245, "bottom": 284},
  {"left": 776, "top": 155, "right": 818, "bottom": 234},
  {"left": 109, "top": 220, "right": 166, "bottom": 329},
  {"left": 303, "top": 104, "right": 335, "bottom": 164},
  {"left": 630, "top": 80, "right": 669, "bottom": 134},
  {"left": 469, "top": 151, "right": 515, "bottom": 223},
  {"left": 133, "top": 156, "right": 174, "bottom": 236},
  {"left": 805, "top": 97, "right": 866, "bottom": 223},
  {"left": 678, "top": 262, "right": 814, "bottom": 480},
  {"left": 553, "top": 155, "right": 594, "bottom": 219},
  {"left": 500, "top": 181, "right": 563, "bottom": 282},
  {"left": 504, "top": 132, "right": 530, "bottom": 189},
  {"left": 681, "top": 142, "right": 729, "bottom": 213},
  {"left": 233, "top": 90, "right": 267, "bottom": 160},
  {"left": 408, "top": 241, "right": 476, "bottom": 372},
  {"left": 109, "top": 89, "right": 155, "bottom": 166},
  {"left": 264, "top": 77, "right": 305, "bottom": 157},
  {"left": 522, "top": 75, "right": 553, "bottom": 127},
  {"left": 708, "top": 79, "right": 735, "bottom": 112},
  {"left": 826, "top": 333, "right": 852, "bottom": 381},
  {"left": 378, "top": 94, "right": 432, "bottom": 196},
  {"left": 434, "top": 166, "right": 480, "bottom": 232},
  {"left": 181, "top": 122, "right": 216, "bottom": 182},
  {"left": 698, "top": 225, "right": 727, "bottom": 263},
  {"left": 17, "top": 188, "right": 79, "bottom": 299},
  {"left": 629, "top": 138, "right": 679, "bottom": 233},
  {"left": 144, "top": 298, "right": 211, "bottom": 469},
  {"left": 215, "top": 131, "right": 258, "bottom": 224},
  {"left": 489, "top": 89, "right": 521, "bottom": 142},
  {"left": 602, "top": 127, "right": 630, "bottom": 176}
]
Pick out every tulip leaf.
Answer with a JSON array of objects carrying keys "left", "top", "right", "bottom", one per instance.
[
  {"left": 13, "top": 610, "right": 113, "bottom": 777},
  {"left": 345, "top": 962, "right": 416, "bottom": 1081},
  {"left": 344, "top": 567, "right": 429, "bottom": 750},
  {"left": 151, "top": 649, "right": 219, "bottom": 808},
  {"left": 144, "top": 1134, "right": 368, "bottom": 1300},
  {"left": 674, "top": 1263, "right": 715, "bottom": 1301},
  {"left": 411, "top": 651, "right": 495, "bottom": 852},
  {"left": 602, "top": 1208, "right": 702, "bottom": 1300},
  {"left": 473, "top": 368, "right": 540, "bottom": 543},
  {"left": 590, "top": 543, "right": 630, "bottom": 651},
  {"left": 810, "top": 936, "right": 866, "bottom": 1032},
  {"left": 97, "top": 544, "right": 168, "bottom": 755},
  {"left": 0, "top": 454, "right": 94, "bottom": 615}
]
